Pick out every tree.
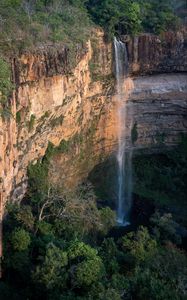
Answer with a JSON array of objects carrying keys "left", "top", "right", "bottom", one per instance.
[
  {"left": 131, "top": 244, "right": 187, "bottom": 300},
  {"left": 150, "top": 211, "right": 182, "bottom": 245},
  {"left": 33, "top": 243, "right": 68, "bottom": 289},
  {"left": 122, "top": 226, "right": 157, "bottom": 263},
  {"left": 11, "top": 228, "right": 31, "bottom": 251},
  {"left": 137, "top": 0, "right": 180, "bottom": 33},
  {"left": 67, "top": 240, "right": 103, "bottom": 287},
  {"left": 87, "top": 0, "right": 142, "bottom": 37},
  {"left": 87, "top": 0, "right": 179, "bottom": 36}
]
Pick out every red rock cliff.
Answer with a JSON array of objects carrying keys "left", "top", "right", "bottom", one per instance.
[{"left": 0, "top": 28, "right": 187, "bottom": 218}]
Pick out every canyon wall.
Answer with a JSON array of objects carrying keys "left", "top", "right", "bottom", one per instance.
[
  {"left": 0, "top": 30, "right": 114, "bottom": 206},
  {"left": 126, "top": 28, "right": 187, "bottom": 74},
  {"left": 0, "top": 28, "right": 187, "bottom": 209}
]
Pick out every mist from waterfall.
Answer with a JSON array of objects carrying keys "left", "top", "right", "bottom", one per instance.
[{"left": 114, "top": 37, "right": 132, "bottom": 226}]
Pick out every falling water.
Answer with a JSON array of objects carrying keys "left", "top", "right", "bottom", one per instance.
[{"left": 114, "top": 37, "right": 132, "bottom": 225}]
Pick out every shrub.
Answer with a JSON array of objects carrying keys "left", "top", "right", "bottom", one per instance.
[
  {"left": 11, "top": 228, "right": 31, "bottom": 251},
  {"left": 28, "top": 114, "right": 36, "bottom": 132},
  {"left": 99, "top": 207, "right": 116, "bottom": 235},
  {"left": 33, "top": 244, "right": 68, "bottom": 289},
  {"left": 122, "top": 226, "right": 157, "bottom": 263},
  {"left": 16, "top": 111, "right": 21, "bottom": 123},
  {"left": 75, "top": 257, "right": 102, "bottom": 287},
  {"left": 0, "top": 57, "right": 13, "bottom": 119},
  {"left": 0, "top": 58, "right": 13, "bottom": 102},
  {"left": 150, "top": 211, "right": 182, "bottom": 245}
]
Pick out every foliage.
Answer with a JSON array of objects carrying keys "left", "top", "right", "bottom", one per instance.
[
  {"left": 2, "top": 199, "right": 187, "bottom": 300},
  {"left": 131, "top": 245, "right": 187, "bottom": 300},
  {"left": 100, "top": 238, "right": 120, "bottom": 274},
  {"left": 67, "top": 240, "right": 103, "bottom": 287},
  {"left": 137, "top": 0, "right": 180, "bottom": 34},
  {"left": 133, "top": 135, "right": 187, "bottom": 224},
  {"left": 87, "top": 0, "right": 180, "bottom": 37},
  {"left": 11, "top": 227, "right": 31, "bottom": 251},
  {"left": 28, "top": 142, "right": 116, "bottom": 240},
  {"left": 2, "top": 131, "right": 187, "bottom": 300},
  {"left": 87, "top": 0, "right": 142, "bottom": 38},
  {"left": 0, "top": 57, "right": 13, "bottom": 119},
  {"left": 28, "top": 114, "right": 36, "bottom": 132},
  {"left": 0, "top": 0, "right": 181, "bottom": 60},
  {"left": 0, "top": 58, "right": 13, "bottom": 101},
  {"left": 16, "top": 110, "right": 21, "bottom": 123},
  {"left": 122, "top": 226, "right": 157, "bottom": 263},
  {"left": 57, "top": 139, "right": 70, "bottom": 153},
  {"left": 28, "top": 158, "right": 49, "bottom": 202},
  {"left": 150, "top": 211, "right": 182, "bottom": 245},
  {"left": 0, "top": 0, "right": 91, "bottom": 56},
  {"left": 52, "top": 183, "right": 115, "bottom": 240},
  {"left": 33, "top": 244, "right": 68, "bottom": 289},
  {"left": 99, "top": 207, "right": 116, "bottom": 235}
]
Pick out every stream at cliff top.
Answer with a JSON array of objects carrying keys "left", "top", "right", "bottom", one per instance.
[{"left": 114, "top": 37, "right": 133, "bottom": 226}]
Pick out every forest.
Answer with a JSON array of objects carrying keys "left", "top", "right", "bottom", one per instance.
[
  {"left": 0, "top": 0, "right": 184, "bottom": 55},
  {"left": 1, "top": 136, "right": 187, "bottom": 299}
]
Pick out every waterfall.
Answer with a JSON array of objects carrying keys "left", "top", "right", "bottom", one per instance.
[{"left": 114, "top": 37, "right": 132, "bottom": 226}]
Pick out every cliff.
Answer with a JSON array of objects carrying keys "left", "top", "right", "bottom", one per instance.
[
  {"left": 0, "top": 27, "right": 187, "bottom": 211},
  {"left": 126, "top": 28, "right": 187, "bottom": 74}
]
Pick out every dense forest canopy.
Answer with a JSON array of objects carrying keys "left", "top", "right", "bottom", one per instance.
[
  {"left": 1, "top": 135, "right": 187, "bottom": 299},
  {"left": 0, "top": 0, "right": 185, "bottom": 54}
]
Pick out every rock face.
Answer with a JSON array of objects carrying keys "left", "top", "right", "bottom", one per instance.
[
  {"left": 117, "top": 75, "right": 187, "bottom": 151},
  {"left": 0, "top": 28, "right": 187, "bottom": 210},
  {"left": 125, "top": 28, "right": 187, "bottom": 74},
  {"left": 0, "top": 30, "right": 114, "bottom": 206}
]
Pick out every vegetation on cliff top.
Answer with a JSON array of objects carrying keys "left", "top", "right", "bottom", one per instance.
[
  {"left": 0, "top": 0, "right": 182, "bottom": 56},
  {"left": 0, "top": 0, "right": 91, "bottom": 56},
  {"left": 0, "top": 0, "right": 182, "bottom": 108}
]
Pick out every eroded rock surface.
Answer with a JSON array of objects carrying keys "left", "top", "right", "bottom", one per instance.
[{"left": 0, "top": 28, "right": 187, "bottom": 207}]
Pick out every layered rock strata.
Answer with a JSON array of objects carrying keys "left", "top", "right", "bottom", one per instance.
[{"left": 0, "top": 28, "right": 187, "bottom": 210}]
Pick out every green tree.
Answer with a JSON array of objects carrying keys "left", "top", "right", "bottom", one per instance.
[
  {"left": 11, "top": 228, "right": 31, "bottom": 251},
  {"left": 68, "top": 240, "right": 103, "bottom": 287},
  {"left": 122, "top": 226, "right": 157, "bottom": 263},
  {"left": 33, "top": 244, "right": 68, "bottom": 289},
  {"left": 87, "top": 0, "right": 142, "bottom": 37},
  {"left": 99, "top": 207, "right": 116, "bottom": 235},
  {"left": 137, "top": 0, "right": 180, "bottom": 33},
  {"left": 150, "top": 211, "right": 182, "bottom": 245},
  {"left": 15, "top": 205, "right": 35, "bottom": 230},
  {"left": 132, "top": 245, "right": 187, "bottom": 300},
  {"left": 100, "top": 238, "right": 120, "bottom": 274},
  {"left": 75, "top": 257, "right": 102, "bottom": 287}
]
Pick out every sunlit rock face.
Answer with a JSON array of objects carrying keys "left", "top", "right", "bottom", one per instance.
[
  {"left": 0, "top": 28, "right": 187, "bottom": 208},
  {"left": 0, "top": 30, "right": 114, "bottom": 206}
]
